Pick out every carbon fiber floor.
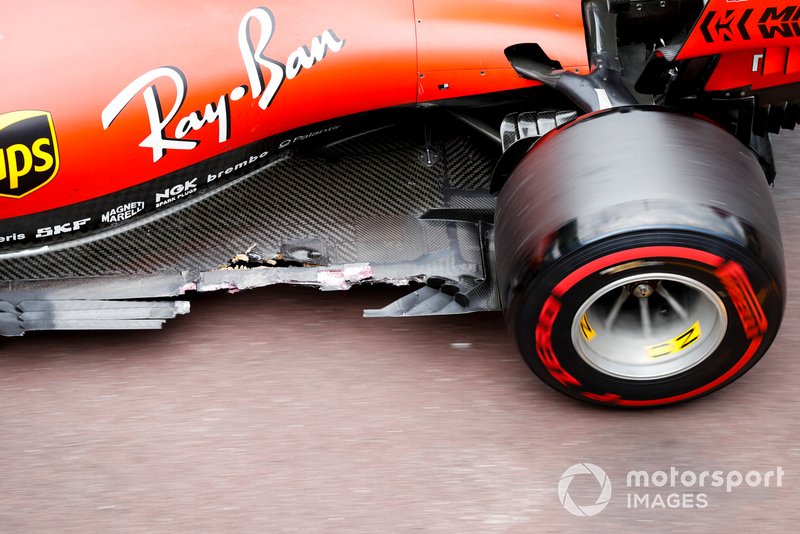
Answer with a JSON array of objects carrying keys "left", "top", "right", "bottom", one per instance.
[{"left": 0, "top": 126, "right": 497, "bottom": 281}]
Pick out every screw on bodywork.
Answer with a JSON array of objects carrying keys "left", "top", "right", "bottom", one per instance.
[{"left": 418, "top": 124, "right": 440, "bottom": 167}]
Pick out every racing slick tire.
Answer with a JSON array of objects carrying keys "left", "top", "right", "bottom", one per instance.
[{"left": 494, "top": 108, "right": 785, "bottom": 407}]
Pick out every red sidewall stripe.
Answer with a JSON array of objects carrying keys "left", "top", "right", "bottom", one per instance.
[
  {"left": 615, "top": 337, "right": 763, "bottom": 407},
  {"left": 552, "top": 246, "right": 726, "bottom": 298},
  {"left": 535, "top": 246, "right": 766, "bottom": 406}
]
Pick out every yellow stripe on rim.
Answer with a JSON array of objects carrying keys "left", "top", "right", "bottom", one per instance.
[
  {"left": 580, "top": 314, "right": 597, "bottom": 341},
  {"left": 646, "top": 321, "right": 702, "bottom": 359}
]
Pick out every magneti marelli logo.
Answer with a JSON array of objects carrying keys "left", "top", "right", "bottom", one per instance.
[{"left": 558, "top": 463, "right": 613, "bottom": 517}]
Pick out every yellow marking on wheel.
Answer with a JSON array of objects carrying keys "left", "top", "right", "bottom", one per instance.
[
  {"left": 580, "top": 314, "right": 596, "bottom": 341},
  {"left": 646, "top": 321, "right": 702, "bottom": 359}
]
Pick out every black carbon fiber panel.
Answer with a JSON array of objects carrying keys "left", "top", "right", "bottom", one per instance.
[
  {"left": 443, "top": 135, "right": 496, "bottom": 191},
  {"left": 0, "top": 125, "right": 497, "bottom": 282}
]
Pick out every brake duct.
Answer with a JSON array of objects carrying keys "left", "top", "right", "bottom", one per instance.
[{"left": 504, "top": 0, "right": 638, "bottom": 112}]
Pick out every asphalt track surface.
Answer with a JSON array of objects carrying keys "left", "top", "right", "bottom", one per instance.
[{"left": 3, "top": 136, "right": 800, "bottom": 533}]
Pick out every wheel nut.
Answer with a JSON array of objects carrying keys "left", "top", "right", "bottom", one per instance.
[{"left": 632, "top": 283, "right": 655, "bottom": 298}]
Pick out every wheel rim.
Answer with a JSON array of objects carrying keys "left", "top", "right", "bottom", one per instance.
[{"left": 570, "top": 273, "right": 728, "bottom": 380}]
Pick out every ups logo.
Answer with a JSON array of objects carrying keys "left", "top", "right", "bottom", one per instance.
[{"left": 0, "top": 110, "right": 60, "bottom": 198}]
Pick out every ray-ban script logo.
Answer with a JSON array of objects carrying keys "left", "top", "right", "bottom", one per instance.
[{"left": 101, "top": 7, "right": 345, "bottom": 162}]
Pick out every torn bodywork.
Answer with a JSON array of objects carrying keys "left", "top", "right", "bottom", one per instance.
[{"left": 0, "top": 117, "right": 502, "bottom": 335}]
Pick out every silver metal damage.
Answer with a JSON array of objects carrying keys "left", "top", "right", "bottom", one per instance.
[
  {"left": 0, "top": 262, "right": 370, "bottom": 336},
  {"left": 363, "top": 275, "right": 498, "bottom": 317},
  {"left": 0, "top": 245, "right": 495, "bottom": 335},
  {"left": 0, "top": 121, "right": 503, "bottom": 336}
]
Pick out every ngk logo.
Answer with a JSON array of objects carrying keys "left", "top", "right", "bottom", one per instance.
[
  {"left": 155, "top": 178, "right": 198, "bottom": 208},
  {"left": 0, "top": 110, "right": 60, "bottom": 198}
]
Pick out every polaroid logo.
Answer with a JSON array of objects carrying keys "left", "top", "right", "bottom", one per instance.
[
  {"left": 278, "top": 124, "right": 340, "bottom": 149},
  {"left": 102, "top": 201, "right": 145, "bottom": 223},
  {"left": 155, "top": 178, "right": 197, "bottom": 208},
  {"left": 0, "top": 110, "right": 60, "bottom": 198}
]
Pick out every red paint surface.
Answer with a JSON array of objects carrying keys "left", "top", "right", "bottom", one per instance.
[
  {"left": 414, "top": 0, "right": 587, "bottom": 101},
  {"left": 0, "top": 1, "right": 587, "bottom": 221},
  {"left": 678, "top": 0, "right": 800, "bottom": 60},
  {"left": 0, "top": 2, "right": 418, "bottom": 218},
  {"left": 679, "top": 0, "right": 800, "bottom": 91}
]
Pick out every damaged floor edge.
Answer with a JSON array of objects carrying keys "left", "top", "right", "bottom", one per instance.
[
  {"left": 0, "top": 253, "right": 499, "bottom": 336},
  {"left": 0, "top": 126, "right": 503, "bottom": 336}
]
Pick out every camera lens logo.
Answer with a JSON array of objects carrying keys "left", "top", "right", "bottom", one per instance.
[
  {"left": 558, "top": 463, "right": 612, "bottom": 517},
  {"left": 0, "top": 110, "right": 60, "bottom": 199}
]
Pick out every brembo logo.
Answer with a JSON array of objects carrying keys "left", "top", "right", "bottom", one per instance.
[
  {"left": 700, "top": 6, "right": 800, "bottom": 43},
  {"left": 0, "top": 110, "right": 59, "bottom": 199}
]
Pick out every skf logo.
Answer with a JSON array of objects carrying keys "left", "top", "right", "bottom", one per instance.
[{"left": 0, "top": 110, "right": 59, "bottom": 199}]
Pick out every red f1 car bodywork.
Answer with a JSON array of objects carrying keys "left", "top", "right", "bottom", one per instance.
[
  {"left": 2, "top": 1, "right": 798, "bottom": 407},
  {"left": 0, "top": 1, "right": 586, "bottom": 217}
]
